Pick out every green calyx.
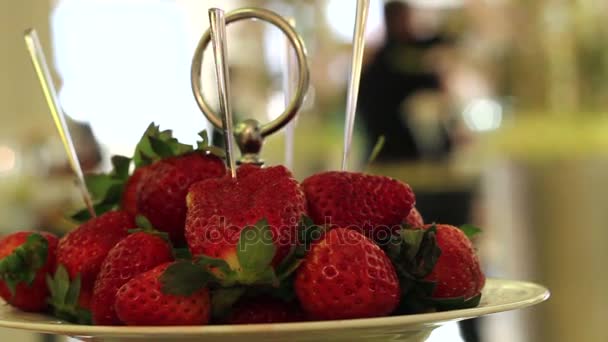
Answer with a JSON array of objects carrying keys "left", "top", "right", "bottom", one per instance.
[
  {"left": 179, "top": 220, "right": 280, "bottom": 288},
  {"left": 210, "top": 287, "right": 246, "bottom": 320},
  {"left": 160, "top": 260, "right": 212, "bottom": 296},
  {"left": 70, "top": 155, "right": 131, "bottom": 222},
  {"left": 133, "top": 123, "right": 193, "bottom": 168},
  {"left": 46, "top": 265, "right": 91, "bottom": 325},
  {"left": 366, "top": 135, "right": 386, "bottom": 166},
  {"left": 70, "top": 123, "right": 222, "bottom": 222},
  {"left": 130, "top": 215, "right": 194, "bottom": 261},
  {"left": 128, "top": 215, "right": 170, "bottom": 240},
  {"left": 387, "top": 225, "right": 483, "bottom": 313},
  {"left": 459, "top": 224, "right": 482, "bottom": 240},
  {"left": 160, "top": 216, "right": 321, "bottom": 317},
  {"left": 0, "top": 233, "right": 48, "bottom": 296},
  {"left": 196, "top": 130, "right": 226, "bottom": 159}
]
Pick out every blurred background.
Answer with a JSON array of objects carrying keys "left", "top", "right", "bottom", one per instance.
[{"left": 1, "top": 0, "right": 607, "bottom": 341}]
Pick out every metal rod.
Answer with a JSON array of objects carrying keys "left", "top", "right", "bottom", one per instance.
[
  {"left": 283, "top": 17, "right": 297, "bottom": 170},
  {"left": 24, "top": 28, "right": 96, "bottom": 218},
  {"left": 341, "top": 0, "right": 370, "bottom": 171},
  {"left": 208, "top": 8, "right": 237, "bottom": 178}
]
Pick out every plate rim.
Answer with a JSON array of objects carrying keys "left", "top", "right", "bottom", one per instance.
[{"left": 0, "top": 278, "right": 550, "bottom": 337}]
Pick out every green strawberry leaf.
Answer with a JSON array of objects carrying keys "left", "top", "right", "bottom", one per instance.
[
  {"left": 0, "top": 233, "right": 48, "bottom": 296},
  {"left": 394, "top": 279, "right": 437, "bottom": 315},
  {"left": 173, "top": 247, "right": 193, "bottom": 260},
  {"left": 295, "top": 215, "right": 325, "bottom": 258},
  {"left": 430, "top": 293, "right": 482, "bottom": 311},
  {"left": 70, "top": 202, "right": 116, "bottom": 222},
  {"left": 237, "top": 219, "right": 276, "bottom": 274},
  {"left": 69, "top": 155, "right": 130, "bottom": 222},
  {"left": 160, "top": 261, "right": 210, "bottom": 296},
  {"left": 84, "top": 174, "right": 124, "bottom": 203},
  {"left": 70, "top": 123, "right": 224, "bottom": 222},
  {"left": 459, "top": 224, "right": 482, "bottom": 240},
  {"left": 196, "top": 255, "right": 232, "bottom": 275},
  {"left": 385, "top": 225, "right": 444, "bottom": 314},
  {"left": 269, "top": 274, "right": 298, "bottom": 301},
  {"left": 133, "top": 123, "right": 194, "bottom": 168},
  {"left": 111, "top": 155, "right": 131, "bottom": 180},
  {"left": 210, "top": 287, "right": 246, "bottom": 320},
  {"left": 46, "top": 265, "right": 92, "bottom": 324},
  {"left": 198, "top": 130, "right": 210, "bottom": 147},
  {"left": 148, "top": 136, "right": 178, "bottom": 159},
  {"left": 366, "top": 135, "right": 385, "bottom": 165},
  {"left": 387, "top": 225, "right": 441, "bottom": 279},
  {"left": 196, "top": 130, "right": 226, "bottom": 158},
  {"left": 64, "top": 273, "right": 81, "bottom": 308},
  {"left": 135, "top": 215, "right": 154, "bottom": 230},
  {"left": 401, "top": 228, "right": 426, "bottom": 261},
  {"left": 132, "top": 123, "right": 162, "bottom": 168},
  {"left": 274, "top": 215, "right": 324, "bottom": 282}
]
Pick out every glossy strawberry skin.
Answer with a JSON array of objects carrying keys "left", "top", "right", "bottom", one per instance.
[
  {"left": 56, "top": 210, "right": 134, "bottom": 308},
  {"left": 294, "top": 228, "right": 400, "bottom": 320},
  {"left": 0, "top": 232, "right": 58, "bottom": 312},
  {"left": 226, "top": 297, "right": 307, "bottom": 324},
  {"left": 115, "top": 263, "right": 211, "bottom": 326},
  {"left": 91, "top": 232, "right": 174, "bottom": 325},
  {"left": 137, "top": 153, "right": 226, "bottom": 243},
  {"left": 185, "top": 165, "right": 306, "bottom": 267},
  {"left": 121, "top": 166, "right": 150, "bottom": 217},
  {"left": 405, "top": 208, "right": 424, "bottom": 228},
  {"left": 302, "top": 172, "right": 415, "bottom": 240},
  {"left": 423, "top": 224, "right": 485, "bottom": 299}
]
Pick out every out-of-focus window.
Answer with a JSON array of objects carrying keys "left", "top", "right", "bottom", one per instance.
[{"left": 51, "top": 0, "right": 211, "bottom": 157}]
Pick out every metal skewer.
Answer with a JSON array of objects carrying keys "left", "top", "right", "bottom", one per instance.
[
  {"left": 24, "top": 28, "right": 97, "bottom": 218},
  {"left": 191, "top": 8, "right": 309, "bottom": 165},
  {"left": 208, "top": 8, "right": 237, "bottom": 178},
  {"left": 283, "top": 17, "right": 297, "bottom": 170},
  {"left": 341, "top": 0, "right": 370, "bottom": 171}
]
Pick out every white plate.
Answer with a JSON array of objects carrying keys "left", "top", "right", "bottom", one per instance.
[{"left": 0, "top": 278, "right": 549, "bottom": 342}]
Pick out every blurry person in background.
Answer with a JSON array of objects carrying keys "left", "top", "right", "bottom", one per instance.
[
  {"left": 359, "top": 0, "right": 453, "bottom": 163},
  {"left": 359, "top": 1, "right": 481, "bottom": 341}
]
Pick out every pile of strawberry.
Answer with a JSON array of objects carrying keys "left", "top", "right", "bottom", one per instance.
[{"left": 0, "top": 124, "right": 484, "bottom": 326}]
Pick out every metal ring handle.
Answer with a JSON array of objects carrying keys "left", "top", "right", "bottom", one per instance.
[{"left": 191, "top": 8, "right": 310, "bottom": 138}]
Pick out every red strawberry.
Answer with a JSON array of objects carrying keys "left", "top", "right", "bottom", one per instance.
[
  {"left": 91, "top": 232, "right": 174, "bottom": 325},
  {"left": 115, "top": 262, "right": 211, "bottom": 326},
  {"left": 423, "top": 224, "right": 485, "bottom": 299},
  {"left": 55, "top": 210, "right": 134, "bottom": 309},
  {"left": 120, "top": 166, "right": 150, "bottom": 217},
  {"left": 294, "top": 228, "right": 400, "bottom": 320},
  {"left": 185, "top": 165, "right": 306, "bottom": 281},
  {"left": 302, "top": 171, "right": 415, "bottom": 240},
  {"left": 405, "top": 207, "right": 424, "bottom": 228},
  {"left": 226, "top": 297, "right": 307, "bottom": 324},
  {"left": 0, "top": 232, "right": 58, "bottom": 312},
  {"left": 137, "top": 153, "right": 226, "bottom": 242}
]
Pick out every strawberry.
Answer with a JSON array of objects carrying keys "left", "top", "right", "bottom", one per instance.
[
  {"left": 302, "top": 171, "right": 415, "bottom": 240},
  {"left": 115, "top": 262, "right": 211, "bottom": 326},
  {"left": 294, "top": 228, "right": 400, "bottom": 320},
  {"left": 120, "top": 166, "right": 150, "bottom": 217},
  {"left": 70, "top": 124, "right": 223, "bottom": 225},
  {"left": 0, "top": 232, "right": 58, "bottom": 312},
  {"left": 226, "top": 297, "right": 307, "bottom": 324},
  {"left": 54, "top": 210, "right": 134, "bottom": 312},
  {"left": 185, "top": 165, "right": 306, "bottom": 284},
  {"left": 405, "top": 207, "right": 424, "bottom": 228},
  {"left": 91, "top": 232, "right": 174, "bottom": 325},
  {"left": 423, "top": 224, "right": 485, "bottom": 299},
  {"left": 137, "top": 152, "right": 226, "bottom": 243},
  {"left": 386, "top": 224, "right": 484, "bottom": 313}
]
